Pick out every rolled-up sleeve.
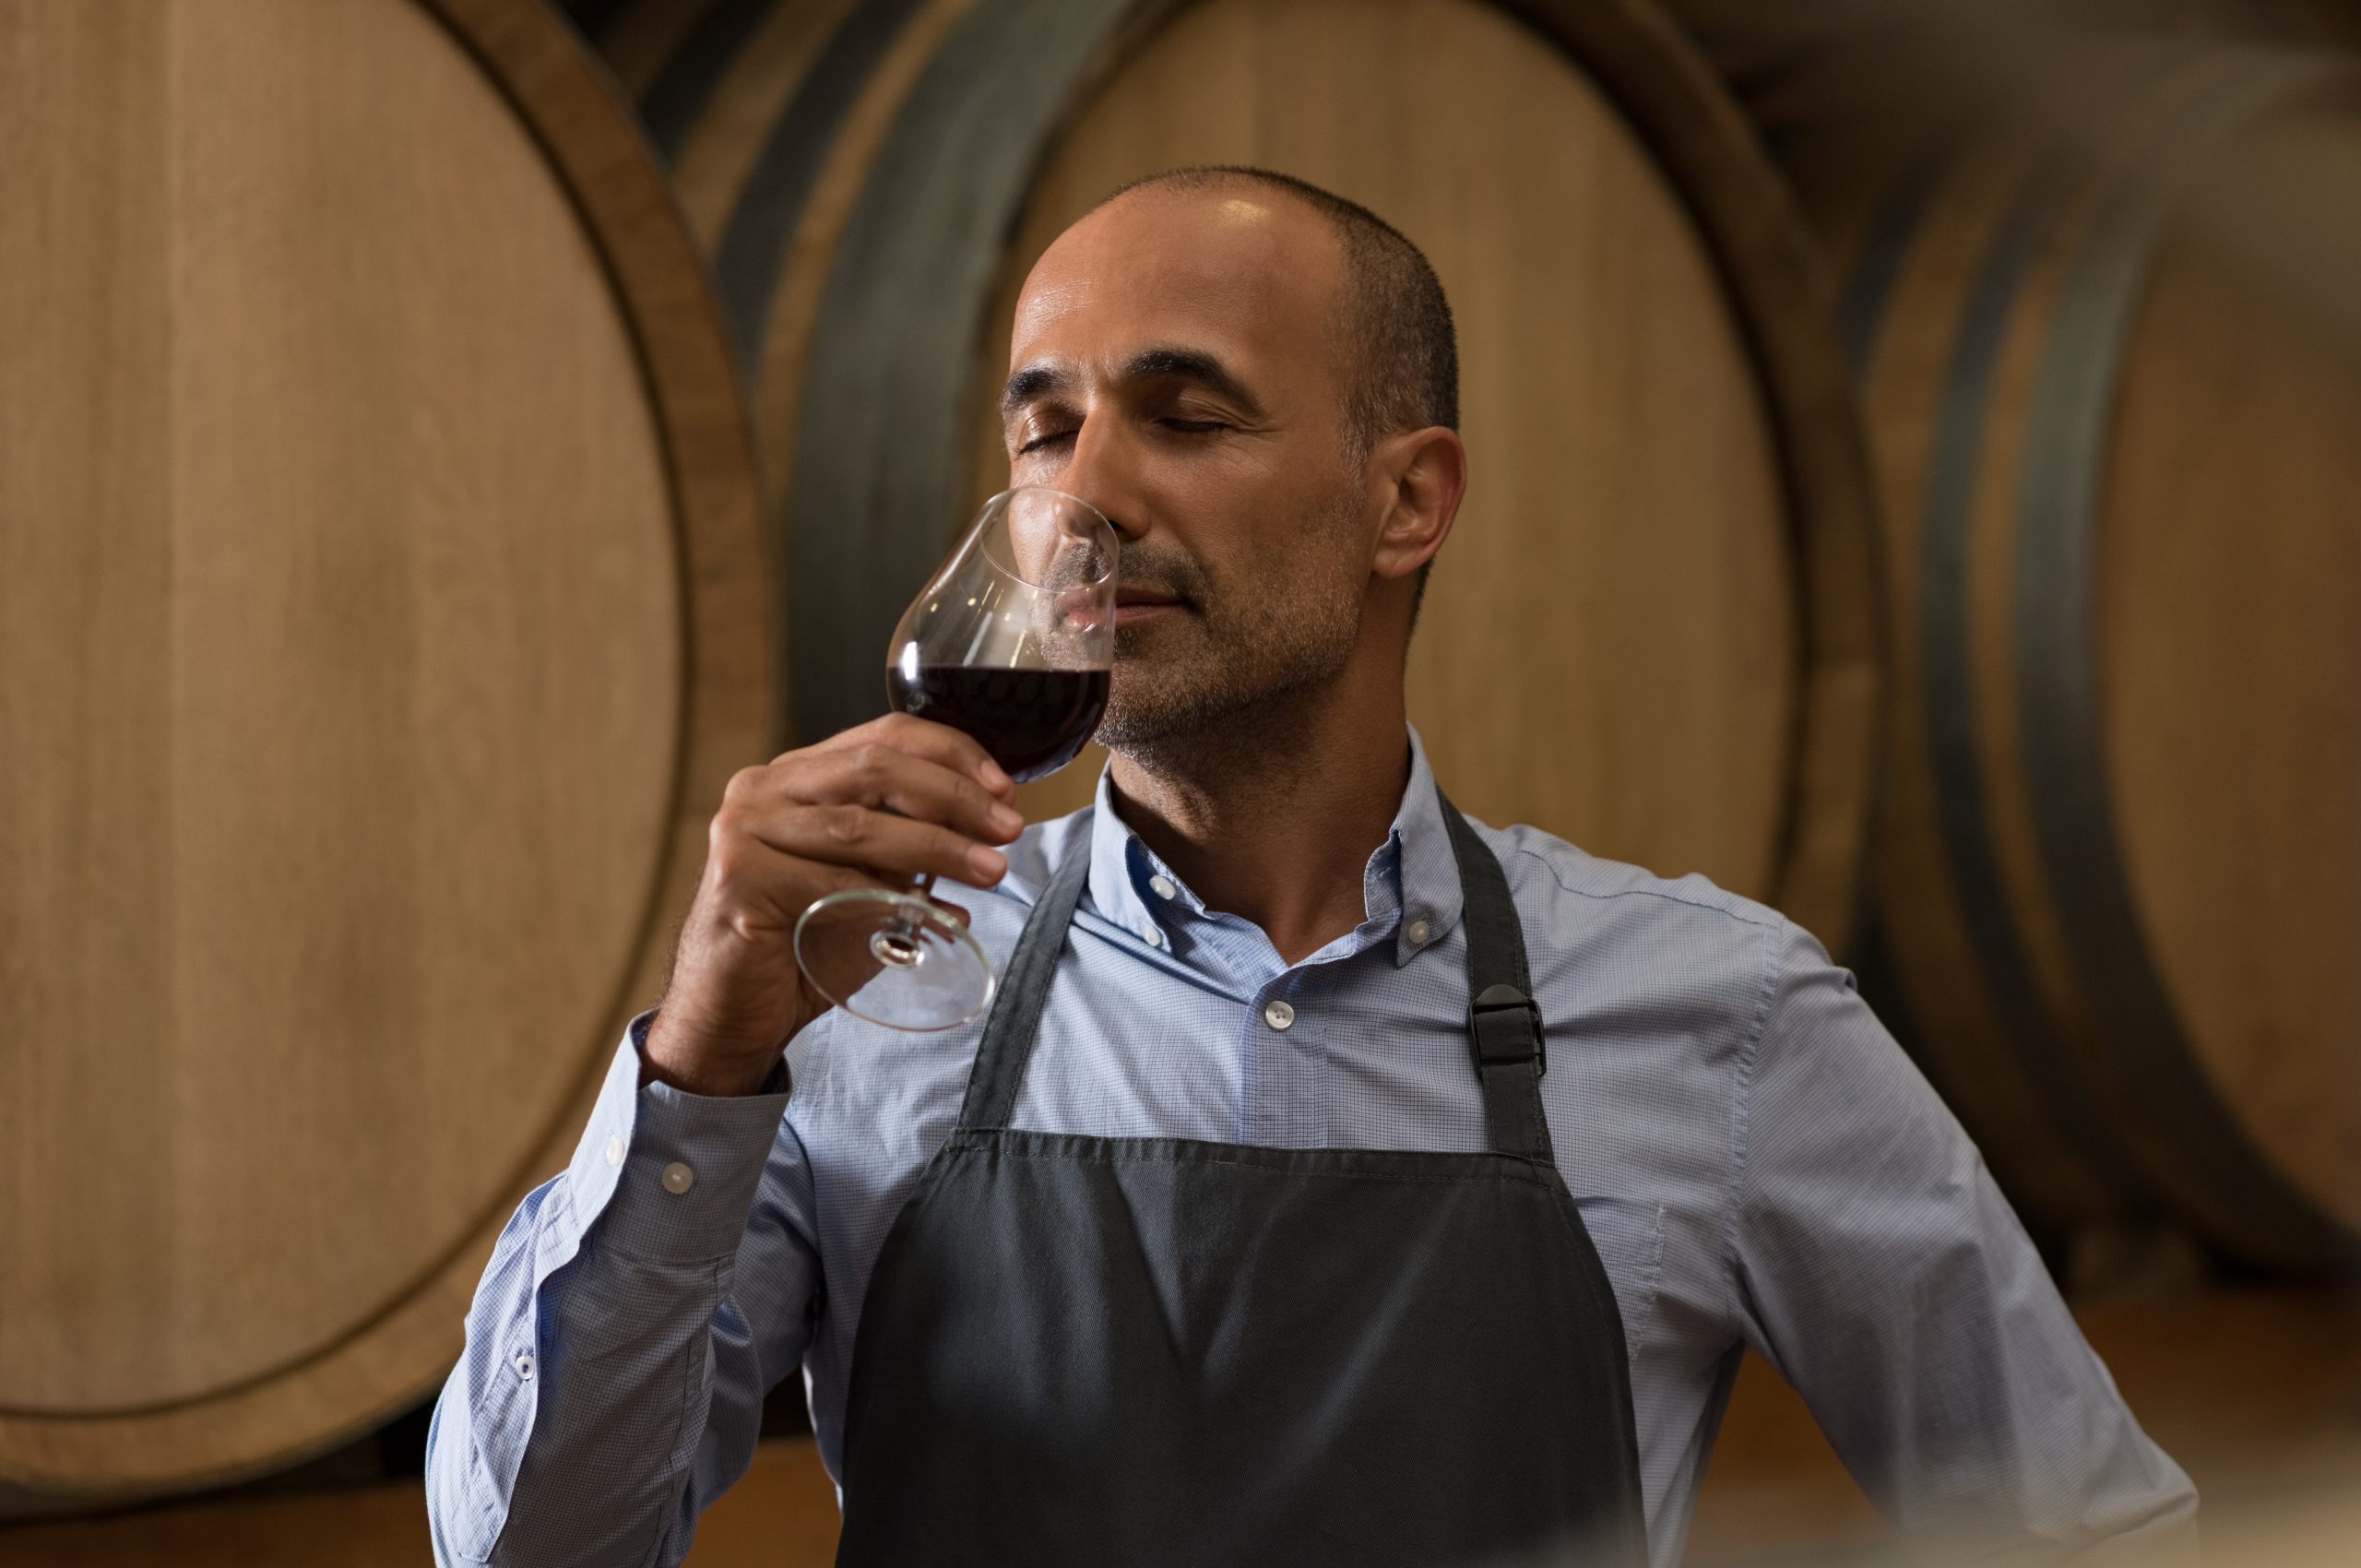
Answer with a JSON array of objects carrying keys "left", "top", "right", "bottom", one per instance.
[
  {"left": 426, "top": 1012, "right": 822, "bottom": 1568},
  {"left": 1730, "top": 921, "right": 2199, "bottom": 1562}
]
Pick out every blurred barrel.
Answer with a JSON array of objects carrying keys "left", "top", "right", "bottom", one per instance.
[
  {"left": 563, "top": 0, "right": 973, "bottom": 748},
  {"left": 1662, "top": 6, "right": 2361, "bottom": 370},
  {"left": 1798, "top": 47, "right": 2361, "bottom": 1269},
  {"left": 1666, "top": 0, "right": 2361, "bottom": 142},
  {"left": 569, "top": 0, "right": 1882, "bottom": 943},
  {"left": 0, "top": 0, "right": 767, "bottom": 1496}
]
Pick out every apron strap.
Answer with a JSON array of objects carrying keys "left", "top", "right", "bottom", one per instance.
[
  {"left": 1438, "top": 793, "right": 1557, "bottom": 1163},
  {"left": 956, "top": 814, "right": 1096, "bottom": 1132},
  {"left": 955, "top": 790, "right": 1555, "bottom": 1162}
]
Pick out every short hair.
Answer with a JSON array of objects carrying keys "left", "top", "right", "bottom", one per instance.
[
  {"left": 1097, "top": 166, "right": 1458, "bottom": 455},
  {"left": 1094, "top": 166, "right": 1458, "bottom": 618}
]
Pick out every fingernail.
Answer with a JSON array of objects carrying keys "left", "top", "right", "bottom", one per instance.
[
  {"left": 991, "top": 803, "right": 1024, "bottom": 836},
  {"left": 979, "top": 759, "right": 1013, "bottom": 791},
  {"left": 967, "top": 846, "right": 1007, "bottom": 882}
]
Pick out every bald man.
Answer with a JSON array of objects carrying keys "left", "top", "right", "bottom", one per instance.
[{"left": 426, "top": 168, "right": 2196, "bottom": 1568}]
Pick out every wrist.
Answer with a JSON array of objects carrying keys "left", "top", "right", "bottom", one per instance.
[{"left": 640, "top": 1010, "right": 789, "bottom": 1098}]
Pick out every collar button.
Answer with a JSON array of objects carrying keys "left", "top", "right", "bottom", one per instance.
[{"left": 1406, "top": 918, "right": 1432, "bottom": 945}]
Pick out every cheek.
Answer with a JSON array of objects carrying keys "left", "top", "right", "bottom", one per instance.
[
  {"left": 1140, "top": 446, "right": 1268, "bottom": 531},
  {"left": 1139, "top": 440, "right": 1363, "bottom": 598},
  {"left": 1207, "top": 509, "right": 1363, "bottom": 631}
]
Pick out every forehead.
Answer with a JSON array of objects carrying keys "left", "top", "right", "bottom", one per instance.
[{"left": 1009, "top": 186, "right": 1347, "bottom": 385}]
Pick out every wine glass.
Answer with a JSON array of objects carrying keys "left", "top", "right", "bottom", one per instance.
[{"left": 793, "top": 487, "right": 1118, "bottom": 1031}]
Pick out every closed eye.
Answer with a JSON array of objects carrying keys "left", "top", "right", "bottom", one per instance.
[
  {"left": 1158, "top": 419, "right": 1227, "bottom": 435},
  {"left": 1016, "top": 430, "right": 1075, "bottom": 455}
]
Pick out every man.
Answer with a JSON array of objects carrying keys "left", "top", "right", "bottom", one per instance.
[{"left": 425, "top": 167, "right": 2196, "bottom": 1567}]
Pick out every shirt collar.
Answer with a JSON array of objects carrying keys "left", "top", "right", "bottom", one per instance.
[{"left": 1084, "top": 722, "right": 1465, "bottom": 968}]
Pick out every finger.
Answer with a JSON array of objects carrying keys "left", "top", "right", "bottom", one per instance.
[
  {"left": 833, "top": 711, "right": 1015, "bottom": 800},
  {"left": 797, "top": 860, "right": 911, "bottom": 905},
  {"left": 751, "top": 802, "right": 1009, "bottom": 888},
  {"left": 699, "top": 831, "right": 903, "bottom": 932},
  {"left": 783, "top": 744, "right": 1025, "bottom": 845}
]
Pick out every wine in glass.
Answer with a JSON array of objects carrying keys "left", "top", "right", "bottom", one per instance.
[{"left": 793, "top": 487, "right": 1118, "bottom": 1031}]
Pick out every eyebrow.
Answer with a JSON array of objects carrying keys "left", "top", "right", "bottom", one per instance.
[
  {"left": 1000, "top": 362, "right": 1071, "bottom": 414},
  {"left": 1126, "top": 346, "right": 1267, "bottom": 419},
  {"left": 999, "top": 345, "right": 1266, "bottom": 421}
]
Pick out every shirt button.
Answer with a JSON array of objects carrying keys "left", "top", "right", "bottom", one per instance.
[
  {"left": 660, "top": 1161, "right": 696, "bottom": 1195},
  {"left": 1142, "top": 925, "right": 1163, "bottom": 948},
  {"left": 514, "top": 1351, "right": 535, "bottom": 1381},
  {"left": 1148, "top": 874, "right": 1178, "bottom": 900},
  {"left": 1263, "top": 999, "right": 1295, "bottom": 1030},
  {"left": 1406, "top": 918, "right": 1431, "bottom": 945},
  {"left": 605, "top": 1134, "right": 624, "bottom": 1168}
]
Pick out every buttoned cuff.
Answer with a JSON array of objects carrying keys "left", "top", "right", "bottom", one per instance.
[{"left": 560, "top": 1011, "right": 791, "bottom": 1266}]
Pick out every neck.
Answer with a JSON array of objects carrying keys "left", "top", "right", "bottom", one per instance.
[{"left": 1106, "top": 654, "right": 1411, "bottom": 967}]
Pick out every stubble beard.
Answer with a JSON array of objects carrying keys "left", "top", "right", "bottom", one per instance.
[{"left": 1095, "top": 490, "right": 1366, "bottom": 778}]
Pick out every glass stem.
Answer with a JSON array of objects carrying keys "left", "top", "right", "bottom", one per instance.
[{"left": 891, "top": 873, "right": 939, "bottom": 942}]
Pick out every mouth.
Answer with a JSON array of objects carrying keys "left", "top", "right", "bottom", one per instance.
[{"left": 1112, "top": 587, "right": 1187, "bottom": 626}]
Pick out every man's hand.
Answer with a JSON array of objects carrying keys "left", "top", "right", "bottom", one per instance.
[{"left": 644, "top": 714, "right": 1024, "bottom": 1096}]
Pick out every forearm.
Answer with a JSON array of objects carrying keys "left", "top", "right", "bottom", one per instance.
[{"left": 426, "top": 1024, "right": 807, "bottom": 1568}]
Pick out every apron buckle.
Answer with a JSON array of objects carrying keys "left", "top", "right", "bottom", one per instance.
[{"left": 1470, "top": 983, "right": 1547, "bottom": 1078}]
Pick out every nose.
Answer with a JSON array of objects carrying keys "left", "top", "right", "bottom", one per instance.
[{"left": 1055, "top": 414, "right": 1145, "bottom": 544}]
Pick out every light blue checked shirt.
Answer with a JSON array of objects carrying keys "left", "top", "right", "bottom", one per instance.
[{"left": 426, "top": 727, "right": 2195, "bottom": 1568}]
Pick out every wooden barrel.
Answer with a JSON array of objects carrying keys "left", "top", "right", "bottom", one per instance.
[
  {"left": 567, "top": 0, "right": 1882, "bottom": 944},
  {"left": 0, "top": 0, "right": 768, "bottom": 1496},
  {"left": 560, "top": 0, "right": 977, "bottom": 747},
  {"left": 1664, "top": 6, "right": 2361, "bottom": 368},
  {"left": 1666, "top": 0, "right": 2361, "bottom": 133},
  {"left": 1806, "top": 49, "right": 2361, "bottom": 1271}
]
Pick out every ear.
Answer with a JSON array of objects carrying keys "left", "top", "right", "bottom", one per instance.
[{"left": 1369, "top": 425, "right": 1466, "bottom": 584}]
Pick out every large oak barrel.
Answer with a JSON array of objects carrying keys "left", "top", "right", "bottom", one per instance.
[
  {"left": 568, "top": 0, "right": 1882, "bottom": 944},
  {"left": 1790, "top": 47, "right": 2361, "bottom": 1271},
  {"left": 0, "top": 0, "right": 769, "bottom": 1495}
]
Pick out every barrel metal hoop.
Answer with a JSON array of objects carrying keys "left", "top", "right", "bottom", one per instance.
[{"left": 2011, "top": 53, "right": 2359, "bottom": 1270}]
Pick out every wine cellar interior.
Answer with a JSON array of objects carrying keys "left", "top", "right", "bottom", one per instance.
[{"left": 2, "top": 1, "right": 2355, "bottom": 1563}]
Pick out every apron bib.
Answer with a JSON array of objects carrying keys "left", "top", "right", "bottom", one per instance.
[{"left": 835, "top": 790, "right": 1647, "bottom": 1566}]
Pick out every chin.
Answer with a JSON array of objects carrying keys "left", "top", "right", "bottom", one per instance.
[
  {"left": 1097, "top": 670, "right": 1254, "bottom": 754},
  {"left": 1095, "top": 680, "right": 1198, "bottom": 752}
]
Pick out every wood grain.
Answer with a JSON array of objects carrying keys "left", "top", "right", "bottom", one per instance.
[
  {"left": 670, "top": 0, "right": 867, "bottom": 249},
  {"left": 2098, "top": 93, "right": 2361, "bottom": 1238},
  {"left": 746, "top": 0, "right": 978, "bottom": 498},
  {"left": 1803, "top": 43, "right": 2361, "bottom": 1269},
  {"left": 1845, "top": 119, "right": 2142, "bottom": 1237},
  {"left": 0, "top": 0, "right": 767, "bottom": 1493}
]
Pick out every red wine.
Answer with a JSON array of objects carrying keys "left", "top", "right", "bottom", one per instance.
[{"left": 887, "top": 664, "right": 1111, "bottom": 782}]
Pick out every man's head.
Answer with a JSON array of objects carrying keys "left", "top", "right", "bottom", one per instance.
[
  {"left": 999, "top": 166, "right": 1463, "bottom": 757},
  {"left": 1097, "top": 169, "right": 1460, "bottom": 472}
]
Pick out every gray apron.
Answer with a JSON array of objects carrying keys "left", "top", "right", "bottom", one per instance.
[{"left": 834, "top": 789, "right": 1648, "bottom": 1565}]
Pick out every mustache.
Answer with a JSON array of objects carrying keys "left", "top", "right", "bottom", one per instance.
[{"left": 1114, "top": 549, "right": 1211, "bottom": 606}]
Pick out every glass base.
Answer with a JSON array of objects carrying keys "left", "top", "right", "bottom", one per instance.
[{"left": 794, "top": 888, "right": 992, "bottom": 1032}]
